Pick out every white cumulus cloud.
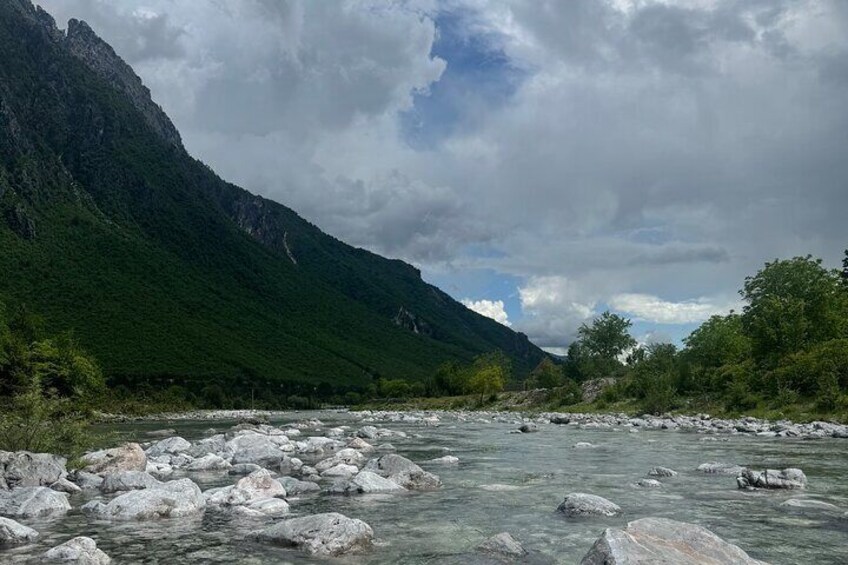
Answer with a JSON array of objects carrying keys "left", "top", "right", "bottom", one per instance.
[
  {"left": 461, "top": 299, "right": 511, "bottom": 327},
  {"left": 609, "top": 293, "right": 739, "bottom": 324}
]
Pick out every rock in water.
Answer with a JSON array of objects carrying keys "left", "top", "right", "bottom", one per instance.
[
  {"left": 477, "top": 532, "right": 528, "bottom": 558},
  {"left": 647, "top": 466, "right": 678, "bottom": 478},
  {"left": 329, "top": 471, "right": 406, "bottom": 494},
  {"left": 185, "top": 454, "right": 231, "bottom": 472},
  {"left": 0, "top": 516, "right": 39, "bottom": 546},
  {"left": 0, "top": 451, "right": 67, "bottom": 488},
  {"left": 254, "top": 512, "right": 373, "bottom": 556},
  {"left": 697, "top": 462, "right": 745, "bottom": 475},
  {"left": 519, "top": 423, "right": 539, "bottom": 433},
  {"left": 0, "top": 486, "right": 71, "bottom": 518},
  {"left": 634, "top": 478, "right": 662, "bottom": 488},
  {"left": 579, "top": 517, "right": 768, "bottom": 564},
  {"left": 205, "top": 469, "right": 286, "bottom": 507},
  {"left": 277, "top": 477, "right": 320, "bottom": 496},
  {"left": 43, "top": 536, "right": 111, "bottom": 564},
  {"left": 145, "top": 437, "right": 191, "bottom": 458},
  {"left": 557, "top": 493, "right": 621, "bottom": 517},
  {"left": 362, "top": 454, "right": 441, "bottom": 490},
  {"left": 82, "top": 478, "right": 205, "bottom": 520},
  {"left": 100, "top": 471, "right": 162, "bottom": 493},
  {"left": 81, "top": 443, "right": 147, "bottom": 475},
  {"left": 737, "top": 468, "right": 807, "bottom": 490}
]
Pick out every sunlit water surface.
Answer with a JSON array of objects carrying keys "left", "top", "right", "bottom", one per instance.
[{"left": 4, "top": 411, "right": 848, "bottom": 564}]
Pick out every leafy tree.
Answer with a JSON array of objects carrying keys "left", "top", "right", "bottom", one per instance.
[
  {"left": 529, "top": 357, "right": 563, "bottom": 389},
  {"left": 842, "top": 249, "right": 848, "bottom": 286},
  {"left": 577, "top": 311, "right": 636, "bottom": 361},
  {"left": 683, "top": 314, "right": 750, "bottom": 370},
  {"left": 741, "top": 256, "right": 848, "bottom": 367},
  {"left": 468, "top": 363, "right": 506, "bottom": 404}
]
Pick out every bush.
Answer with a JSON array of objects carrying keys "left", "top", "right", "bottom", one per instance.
[
  {"left": 547, "top": 379, "right": 582, "bottom": 406},
  {"left": 0, "top": 380, "right": 95, "bottom": 459},
  {"left": 641, "top": 375, "right": 677, "bottom": 415}
]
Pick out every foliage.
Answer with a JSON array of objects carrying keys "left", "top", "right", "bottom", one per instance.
[
  {"left": 468, "top": 364, "right": 506, "bottom": 404},
  {"left": 577, "top": 311, "right": 637, "bottom": 361},
  {"left": 528, "top": 357, "right": 563, "bottom": 389},
  {"left": 741, "top": 256, "right": 848, "bottom": 368}
]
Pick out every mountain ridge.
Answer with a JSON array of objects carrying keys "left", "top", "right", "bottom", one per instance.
[{"left": 0, "top": 0, "right": 546, "bottom": 398}]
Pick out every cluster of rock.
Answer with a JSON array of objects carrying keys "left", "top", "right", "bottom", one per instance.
[
  {"left": 356, "top": 409, "right": 848, "bottom": 440},
  {"left": 0, "top": 417, "right": 449, "bottom": 559}
]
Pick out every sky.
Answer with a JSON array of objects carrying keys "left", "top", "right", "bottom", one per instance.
[{"left": 38, "top": 0, "right": 848, "bottom": 354}]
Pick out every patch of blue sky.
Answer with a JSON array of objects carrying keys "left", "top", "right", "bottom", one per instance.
[
  {"left": 401, "top": 9, "right": 526, "bottom": 149},
  {"left": 421, "top": 265, "right": 524, "bottom": 324}
]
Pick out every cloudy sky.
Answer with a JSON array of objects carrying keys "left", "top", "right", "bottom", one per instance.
[{"left": 39, "top": 0, "right": 848, "bottom": 353}]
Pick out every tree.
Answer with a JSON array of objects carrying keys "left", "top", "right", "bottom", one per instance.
[
  {"left": 529, "top": 357, "right": 563, "bottom": 389},
  {"left": 683, "top": 314, "right": 750, "bottom": 370},
  {"left": 468, "top": 363, "right": 506, "bottom": 404},
  {"left": 577, "top": 311, "right": 637, "bottom": 361},
  {"left": 842, "top": 249, "right": 848, "bottom": 286},
  {"left": 741, "top": 256, "right": 848, "bottom": 367}
]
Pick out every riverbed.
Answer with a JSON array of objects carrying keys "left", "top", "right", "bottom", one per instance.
[{"left": 5, "top": 410, "right": 848, "bottom": 563}]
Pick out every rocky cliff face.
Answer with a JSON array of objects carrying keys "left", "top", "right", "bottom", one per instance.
[{"left": 63, "top": 19, "right": 183, "bottom": 149}]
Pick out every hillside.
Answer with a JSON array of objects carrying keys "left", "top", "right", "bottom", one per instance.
[{"left": 0, "top": 0, "right": 545, "bottom": 398}]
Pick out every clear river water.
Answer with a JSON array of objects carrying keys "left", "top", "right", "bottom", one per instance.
[{"left": 5, "top": 410, "right": 848, "bottom": 564}]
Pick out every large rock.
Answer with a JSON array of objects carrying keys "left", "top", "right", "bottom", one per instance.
[
  {"left": 254, "top": 512, "right": 373, "bottom": 556},
  {"left": 477, "top": 532, "right": 527, "bottom": 558},
  {"left": 145, "top": 437, "right": 191, "bottom": 458},
  {"left": 580, "top": 517, "right": 768, "bottom": 564},
  {"left": 43, "top": 536, "right": 111, "bottom": 564},
  {"left": 81, "top": 443, "right": 146, "bottom": 475},
  {"left": 314, "top": 448, "right": 365, "bottom": 472},
  {"left": 68, "top": 471, "right": 104, "bottom": 490},
  {"left": 0, "top": 451, "right": 67, "bottom": 488},
  {"left": 0, "top": 516, "right": 39, "bottom": 546},
  {"left": 224, "top": 434, "right": 284, "bottom": 467},
  {"left": 363, "top": 454, "right": 441, "bottom": 490},
  {"left": 100, "top": 471, "right": 162, "bottom": 493},
  {"left": 81, "top": 478, "right": 205, "bottom": 520},
  {"left": 0, "top": 486, "right": 70, "bottom": 518},
  {"left": 278, "top": 476, "right": 320, "bottom": 496},
  {"left": 205, "top": 469, "right": 286, "bottom": 507},
  {"left": 185, "top": 454, "right": 232, "bottom": 472},
  {"left": 557, "top": 493, "right": 621, "bottom": 517},
  {"left": 329, "top": 471, "right": 406, "bottom": 495},
  {"left": 51, "top": 477, "right": 83, "bottom": 494},
  {"left": 737, "top": 468, "right": 807, "bottom": 490}
]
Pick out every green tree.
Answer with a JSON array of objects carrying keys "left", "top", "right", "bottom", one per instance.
[
  {"left": 529, "top": 357, "right": 563, "bottom": 389},
  {"left": 468, "top": 364, "right": 506, "bottom": 404},
  {"left": 683, "top": 314, "right": 749, "bottom": 370},
  {"left": 842, "top": 249, "right": 848, "bottom": 287},
  {"left": 577, "top": 311, "right": 637, "bottom": 361},
  {"left": 741, "top": 256, "right": 848, "bottom": 367}
]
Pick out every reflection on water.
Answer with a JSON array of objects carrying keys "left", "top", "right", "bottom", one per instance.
[{"left": 5, "top": 411, "right": 848, "bottom": 563}]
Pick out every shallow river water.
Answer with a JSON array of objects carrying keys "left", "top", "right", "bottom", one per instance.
[{"left": 6, "top": 410, "right": 848, "bottom": 564}]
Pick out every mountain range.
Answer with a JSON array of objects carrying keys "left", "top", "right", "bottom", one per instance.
[{"left": 0, "top": 0, "right": 546, "bottom": 396}]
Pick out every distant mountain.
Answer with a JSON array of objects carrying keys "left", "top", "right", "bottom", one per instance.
[{"left": 0, "top": 1, "right": 545, "bottom": 396}]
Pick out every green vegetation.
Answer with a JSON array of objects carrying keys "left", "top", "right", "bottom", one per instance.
[
  {"left": 0, "top": 302, "right": 103, "bottom": 458},
  {"left": 584, "top": 254, "right": 848, "bottom": 421}
]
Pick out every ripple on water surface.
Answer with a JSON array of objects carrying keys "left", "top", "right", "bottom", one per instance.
[{"left": 5, "top": 410, "right": 848, "bottom": 564}]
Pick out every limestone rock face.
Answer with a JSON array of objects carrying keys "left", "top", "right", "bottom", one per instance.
[
  {"left": 557, "top": 493, "right": 621, "bottom": 517},
  {"left": 0, "top": 451, "right": 67, "bottom": 488},
  {"left": 0, "top": 516, "right": 39, "bottom": 546},
  {"left": 579, "top": 517, "right": 768, "bottom": 564},
  {"left": 254, "top": 512, "right": 373, "bottom": 556},
  {"left": 81, "top": 443, "right": 147, "bottom": 475},
  {"left": 82, "top": 478, "right": 205, "bottom": 520},
  {"left": 0, "top": 486, "right": 71, "bottom": 518},
  {"left": 43, "top": 536, "right": 112, "bottom": 564},
  {"left": 737, "top": 468, "right": 807, "bottom": 490}
]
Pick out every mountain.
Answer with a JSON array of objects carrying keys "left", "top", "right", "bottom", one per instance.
[{"left": 0, "top": 1, "right": 545, "bottom": 398}]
